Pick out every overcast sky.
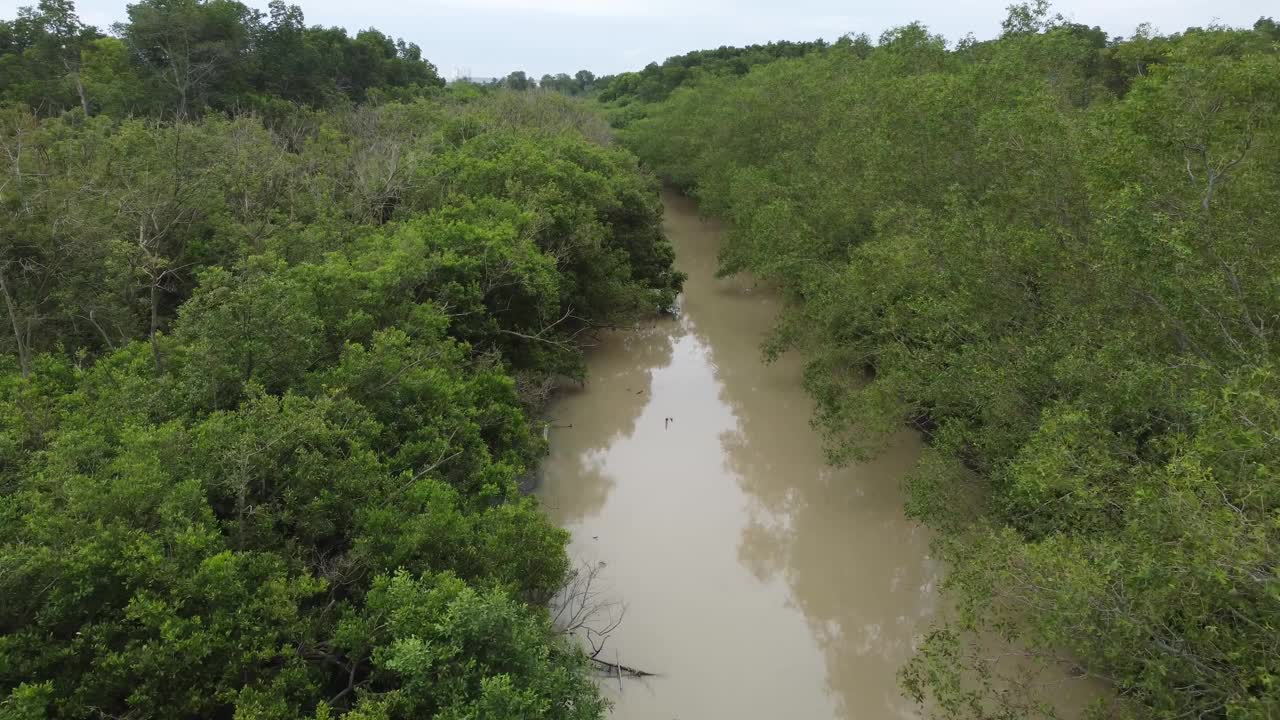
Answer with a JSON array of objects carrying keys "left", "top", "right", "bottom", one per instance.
[{"left": 5, "top": 0, "right": 1274, "bottom": 79}]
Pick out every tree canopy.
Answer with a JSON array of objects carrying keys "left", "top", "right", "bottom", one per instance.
[
  {"left": 598, "top": 39, "right": 830, "bottom": 106},
  {"left": 0, "top": 3, "right": 682, "bottom": 718},
  {"left": 621, "top": 6, "right": 1280, "bottom": 718},
  {"left": 0, "top": 0, "right": 445, "bottom": 118}
]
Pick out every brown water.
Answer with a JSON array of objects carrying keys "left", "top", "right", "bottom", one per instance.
[{"left": 538, "top": 190, "right": 941, "bottom": 719}]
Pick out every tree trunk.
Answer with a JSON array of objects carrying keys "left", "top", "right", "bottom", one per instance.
[
  {"left": 0, "top": 265, "right": 30, "bottom": 378},
  {"left": 64, "top": 57, "right": 90, "bottom": 116},
  {"left": 74, "top": 72, "right": 90, "bottom": 116},
  {"left": 82, "top": 310, "right": 116, "bottom": 351},
  {"left": 176, "top": 80, "right": 189, "bottom": 121},
  {"left": 150, "top": 280, "right": 163, "bottom": 374}
]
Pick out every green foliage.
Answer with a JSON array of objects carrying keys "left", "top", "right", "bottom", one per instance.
[
  {"left": 0, "top": 4, "right": 676, "bottom": 717},
  {"left": 0, "top": 92, "right": 679, "bottom": 372},
  {"left": 621, "top": 9, "right": 1280, "bottom": 719},
  {"left": 0, "top": 0, "right": 444, "bottom": 117},
  {"left": 537, "top": 70, "right": 599, "bottom": 97},
  {"left": 502, "top": 71, "right": 534, "bottom": 91},
  {"left": 596, "top": 39, "right": 829, "bottom": 111},
  {"left": 0, "top": 59, "right": 677, "bottom": 719}
]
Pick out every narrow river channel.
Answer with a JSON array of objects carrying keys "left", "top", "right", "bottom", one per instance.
[{"left": 538, "top": 190, "right": 942, "bottom": 719}]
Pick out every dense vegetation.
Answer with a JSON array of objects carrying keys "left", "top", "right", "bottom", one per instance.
[
  {"left": 598, "top": 40, "right": 830, "bottom": 106},
  {"left": 623, "top": 6, "right": 1280, "bottom": 718},
  {"left": 1, "top": 0, "right": 444, "bottom": 118},
  {"left": 492, "top": 42, "right": 830, "bottom": 104},
  {"left": 535, "top": 72, "right": 599, "bottom": 97},
  {"left": 487, "top": 41, "right": 830, "bottom": 104},
  {"left": 0, "top": 3, "right": 682, "bottom": 718}
]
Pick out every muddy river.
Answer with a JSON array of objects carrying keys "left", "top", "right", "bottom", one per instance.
[{"left": 538, "top": 189, "right": 947, "bottom": 719}]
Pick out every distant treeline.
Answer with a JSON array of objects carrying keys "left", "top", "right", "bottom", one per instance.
[
  {"left": 493, "top": 40, "right": 828, "bottom": 104},
  {"left": 621, "top": 5, "right": 1280, "bottom": 719},
  {"left": 0, "top": 2, "right": 683, "bottom": 719},
  {"left": 0, "top": 0, "right": 444, "bottom": 118},
  {"left": 598, "top": 40, "right": 830, "bottom": 105}
]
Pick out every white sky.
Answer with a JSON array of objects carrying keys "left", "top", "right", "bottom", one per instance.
[{"left": 5, "top": 0, "right": 1274, "bottom": 79}]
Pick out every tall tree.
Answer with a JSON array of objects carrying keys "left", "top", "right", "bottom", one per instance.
[
  {"left": 0, "top": 0, "right": 101, "bottom": 113},
  {"left": 118, "top": 0, "right": 257, "bottom": 118}
]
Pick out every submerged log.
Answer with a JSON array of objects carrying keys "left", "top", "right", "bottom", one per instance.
[{"left": 590, "top": 657, "right": 658, "bottom": 678}]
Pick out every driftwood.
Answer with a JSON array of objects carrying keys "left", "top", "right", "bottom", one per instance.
[
  {"left": 590, "top": 657, "right": 658, "bottom": 678},
  {"left": 551, "top": 560, "right": 660, "bottom": 681}
]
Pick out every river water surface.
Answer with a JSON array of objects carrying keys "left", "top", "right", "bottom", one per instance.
[{"left": 539, "top": 190, "right": 942, "bottom": 719}]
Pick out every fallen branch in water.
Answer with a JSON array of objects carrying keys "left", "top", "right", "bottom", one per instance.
[
  {"left": 549, "top": 560, "right": 658, "bottom": 680},
  {"left": 590, "top": 657, "right": 659, "bottom": 678}
]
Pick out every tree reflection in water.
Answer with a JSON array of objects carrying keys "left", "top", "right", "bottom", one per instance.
[{"left": 539, "top": 322, "right": 676, "bottom": 526}]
